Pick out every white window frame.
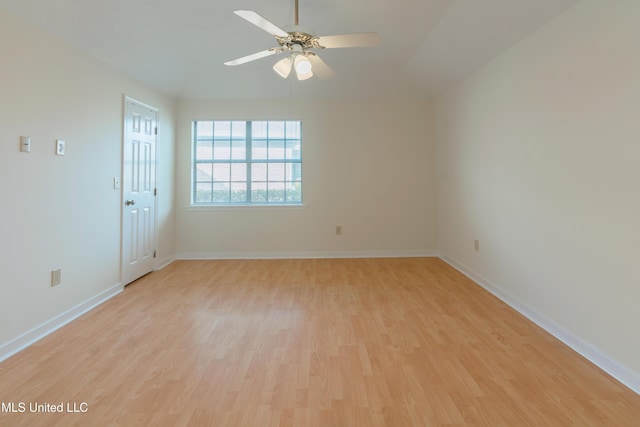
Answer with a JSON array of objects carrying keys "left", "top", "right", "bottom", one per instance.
[{"left": 191, "top": 120, "right": 303, "bottom": 206}]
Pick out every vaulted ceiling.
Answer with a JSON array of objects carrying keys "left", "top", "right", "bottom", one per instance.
[{"left": 0, "top": 0, "right": 580, "bottom": 100}]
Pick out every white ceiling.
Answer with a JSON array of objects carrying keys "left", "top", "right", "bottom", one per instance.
[{"left": 0, "top": 0, "right": 581, "bottom": 100}]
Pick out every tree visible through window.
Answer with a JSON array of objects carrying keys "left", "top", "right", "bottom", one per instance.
[{"left": 192, "top": 120, "right": 302, "bottom": 205}]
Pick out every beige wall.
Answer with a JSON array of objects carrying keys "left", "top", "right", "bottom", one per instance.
[
  {"left": 435, "top": 0, "right": 640, "bottom": 379},
  {"left": 0, "top": 8, "right": 176, "bottom": 348},
  {"left": 175, "top": 98, "right": 438, "bottom": 258}
]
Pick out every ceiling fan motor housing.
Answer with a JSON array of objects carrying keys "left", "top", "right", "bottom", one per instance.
[{"left": 277, "top": 26, "right": 325, "bottom": 50}]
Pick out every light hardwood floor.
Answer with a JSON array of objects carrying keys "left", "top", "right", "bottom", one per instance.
[{"left": 1, "top": 258, "right": 639, "bottom": 426}]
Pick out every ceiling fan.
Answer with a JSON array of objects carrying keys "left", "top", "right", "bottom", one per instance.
[{"left": 224, "top": 0, "right": 382, "bottom": 80}]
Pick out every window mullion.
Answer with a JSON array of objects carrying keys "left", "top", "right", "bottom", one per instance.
[
  {"left": 246, "top": 121, "right": 252, "bottom": 203},
  {"left": 266, "top": 122, "right": 270, "bottom": 202},
  {"left": 192, "top": 122, "right": 197, "bottom": 203},
  {"left": 284, "top": 121, "right": 288, "bottom": 201},
  {"left": 227, "top": 124, "right": 232, "bottom": 203}
]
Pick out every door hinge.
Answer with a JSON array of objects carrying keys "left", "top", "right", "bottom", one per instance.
[
  {"left": 154, "top": 127, "right": 158, "bottom": 135},
  {"left": 154, "top": 188, "right": 157, "bottom": 196},
  {"left": 153, "top": 250, "right": 157, "bottom": 258}
]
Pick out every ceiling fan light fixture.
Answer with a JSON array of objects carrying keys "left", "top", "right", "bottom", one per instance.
[
  {"left": 294, "top": 54, "right": 312, "bottom": 75},
  {"left": 296, "top": 68, "right": 314, "bottom": 81},
  {"left": 273, "top": 56, "right": 293, "bottom": 78}
]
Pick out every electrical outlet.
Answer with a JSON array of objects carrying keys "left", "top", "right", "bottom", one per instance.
[
  {"left": 336, "top": 226, "right": 342, "bottom": 235},
  {"left": 474, "top": 239, "right": 480, "bottom": 252},
  {"left": 51, "top": 269, "right": 61, "bottom": 287}
]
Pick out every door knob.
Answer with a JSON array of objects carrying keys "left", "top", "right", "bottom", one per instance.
[{"left": 125, "top": 200, "right": 136, "bottom": 206}]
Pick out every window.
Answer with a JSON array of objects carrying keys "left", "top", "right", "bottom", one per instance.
[{"left": 192, "top": 120, "right": 302, "bottom": 205}]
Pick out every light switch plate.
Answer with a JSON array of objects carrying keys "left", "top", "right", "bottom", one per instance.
[
  {"left": 20, "top": 136, "right": 31, "bottom": 153},
  {"left": 56, "top": 139, "right": 65, "bottom": 156}
]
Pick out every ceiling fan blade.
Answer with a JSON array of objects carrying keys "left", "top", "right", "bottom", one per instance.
[
  {"left": 224, "top": 49, "right": 278, "bottom": 66},
  {"left": 306, "top": 53, "right": 335, "bottom": 80},
  {"left": 316, "top": 32, "right": 382, "bottom": 49},
  {"left": 234, "top": 10, "right": 289, "bottom": 38}
]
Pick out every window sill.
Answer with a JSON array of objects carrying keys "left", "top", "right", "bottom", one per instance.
[{"left": 186, "top": 204, "right": 308, "bottom": 212}]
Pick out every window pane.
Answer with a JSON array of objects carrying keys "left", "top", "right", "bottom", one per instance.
[
  {"left": 231, "top": 182, "right": 247, "bottom": 203},
  {"left": 251, "top": 182, "right": 267, "bottom": 203},
  {"left": 196, "top": 163, "right": 213, "bottom": 181},
  {"left": 268, "top": 139, "right": 285, "bottom": 160},
  {"left": 231, "top": 121, "right": 246, "bottom": 138},
  {"left": 212, "top": 182, "right": 230, "bottom": 203},
  {"left": 195, "top": 183, "right": 212, "bottom": 203},
  {"left": 252, "top": 139, "right": 267, "bottom": 160},
  {"left": 214, "top": 121, "right": 232, "bottom": 138},
  {"left": 231, "top": 163, "right": 247, "bottom": 181},
  {"left": 212, "top": 163, "right": 230, "bottom": 182},
  {"left": 252, "top": 163, "right": 267, "bottom": 181},
  {"left": 196, "top": 139, "right": 213, "bottom": 160},
  {"left": 268, "top": 163, "right": 285, "bottom": 181},
  {"left": 285, "top": 182, "right": 302, "bottom": 202},
  {"left": 286, "top": 121, "right": 300, "bottom": 139},
  {"left": 268, "top": 121, "right": 285, "bottom": 138},
  {"left": 252, "top": 121, "right": 268, "bottom": 139},
  {"left": 213, "top": 139, "right": 230, "bottom": 159},
  {"left": 268, "top": 182, "right": 285, "bottom": 203},
  {"left": 285, "top": 139, "right": 301, "bottom": 160},
  {"left": 287, "top": 163, "right": 302, "bottom": 181},
  {"left": 196, "top": 121, "right": 213, "bottom": 138},
  {"left": 231, "top": 138, "right": 246, "bottom": 160}
]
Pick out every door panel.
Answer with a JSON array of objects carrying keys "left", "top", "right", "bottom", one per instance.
[
  {"left": 127, "top": 208, "right": 139, "bottom": 264},
  {"left": 142, "top": 206, "right": 152, "bottom": 259},
  {"left": 122, "top": 98, "right": 157, "bottom": 285}
]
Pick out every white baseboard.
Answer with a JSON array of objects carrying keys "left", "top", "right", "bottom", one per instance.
[
  {"left": 176, "top": 250, "right": 439, "bottom": 260},
  {"left": 0, "top": 283, "right": 124, "bottom": 363},
  {"left": 155, "top": 255, "right": 176, "bottom": 270},
  {"left": 440, "top": 254, "right": 640, "bottom": 396}
]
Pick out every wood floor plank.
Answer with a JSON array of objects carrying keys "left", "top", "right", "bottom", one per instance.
[{"left": 1, "top": 258, "right": 639, "bottom": 426}]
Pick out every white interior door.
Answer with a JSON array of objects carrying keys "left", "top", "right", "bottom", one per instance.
[{"left": 122, "top": 97, "right": 157, "bottom": 285}]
